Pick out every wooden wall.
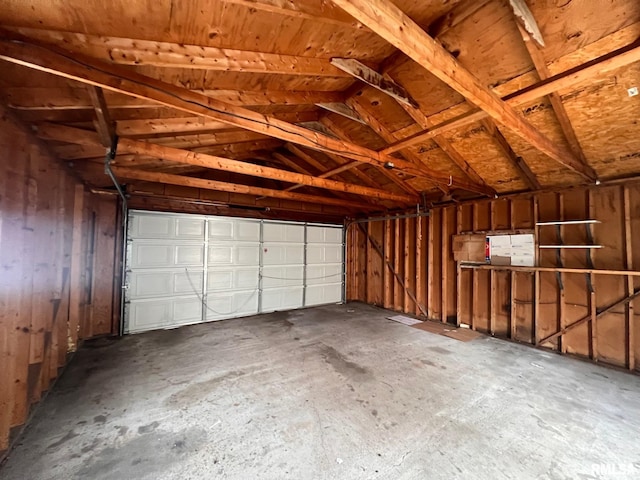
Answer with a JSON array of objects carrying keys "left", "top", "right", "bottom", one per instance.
[
  {"left": 0, "top": 111, "right": 118, "bottom": 455},
  {"left": 347, "top": 182, "right": 640, "bottom": 373}
]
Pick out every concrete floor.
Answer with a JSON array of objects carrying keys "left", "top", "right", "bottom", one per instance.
[{"left": 2, "top": 303, "right": 640, "bottom": 480}]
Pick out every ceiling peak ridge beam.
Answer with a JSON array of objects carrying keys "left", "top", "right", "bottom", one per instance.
[
  {"left": 0, "top": 30, "right": 458, "bottom": 190},
  {"left": 109, "top": 167, "right": 380, "bottom": 211},
  {"left": 36, "top": 122, "right": 415, "bottom": 204},
  {"left": 330, "top": 0, "right": 597, "bottom": 182},
  {"left": 8, "top": 27, "right": 351, "bottom": 77},
  {"left": 380, "top": 37, "right": 640, "bottom": 157},
  {"left": 330, "top": 57, "right": 418, "bottom": 107}
]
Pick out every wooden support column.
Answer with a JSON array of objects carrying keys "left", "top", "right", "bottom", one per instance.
[
  {"left": 415, "top": 215, "right": 426, "bottom": 317},
  {"left": 383, "top": 219, "right": 393, "bottom": 309},
  {"left": 623, "top": 186, "right": 635, "bottom": 370}
]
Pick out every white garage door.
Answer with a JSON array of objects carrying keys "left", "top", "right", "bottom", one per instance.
[{"left": 125, "top": 211, "right": 343, "bottom": 333}]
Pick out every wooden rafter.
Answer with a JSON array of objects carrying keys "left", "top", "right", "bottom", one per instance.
[
  {"left": 4, "top": 87, "right": 345, "bottom": 110},
  {"left": 116, "top": 111, "right": 320, "bottom": 137},
  {"left": 111, "top": 167, "right": 380, "bottom": 211},
  {"left": 86, "top": 86, "right": 115, "bottom": 147},
  {"left": 36, "top": 123, "right": 416, "bottom": 204},
  {"left": 480, "top": 119, "right": 541, "bottom": 190},
  {"left": 0, "top": 31, "right": 460, "bottom": 189},
  {"left": 330, "top": 0, "right": 597, "bottom": 181},
  {"left": 516, "top": 24, "right": 589, "bottom": 166},
  {"left": 381, "top": 38, "right": 640, "bottom": 155},
  {"left": 8, "top": 28, "right": 350, "bottom": 77}
]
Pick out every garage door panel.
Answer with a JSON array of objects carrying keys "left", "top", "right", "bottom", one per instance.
[
  {"left": 307, "top": 244, "right": 342, "bottom": 264},
  {"left": 263, "top": 244, "right": 304, "bottom": 265},
  {"left": 209, "top": 219, "right": 260, "bottom": 242},
  {"left": 262, "top": 265, "right": 303, "bottom": 288},
  {"left": 262, "top": 286, "right": 304, "bottom": 312},
  {"left": 207, "top": 267, "right": 259, "bottom": 291},
  {"left": 263, "top": 223, "right": 304, "bottom": 242},
  {"left": 130, "top": 214, "right": 205, "bottom": 240},
  {"left": 205, "top": 290, "right": 259, "bottom": 320},
  {"left": 131, "top": 243, "right": 204, "bottom": 269},
  {"left": 306, "top": 284, "right": 342, "bottom": 307},
  {"left": 208, "top": 244, "right": 260, "bottom": 266},
  {"left": 128, "top": 295, "right": 202, "bottom": 332},
  {"left": 306, "top": 264, "right": 341, "bottom": 286},
  {"left": 307, "top": 226, "right": 342, "bottom": 244},
  {"left": 129, "top": 269, "right": 203, "bottom": 298}
]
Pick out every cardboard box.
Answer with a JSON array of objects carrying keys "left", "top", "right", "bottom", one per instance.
[{"left": 452, "top": 234, "right": 487, "bottom": 263}]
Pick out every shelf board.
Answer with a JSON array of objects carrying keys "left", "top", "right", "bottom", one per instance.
[
  {"left": 536, "top": 220, "right": 600, "bottom": 226},
  {"left": 538, "top": 245, "right": 602, "bottom": 249}
]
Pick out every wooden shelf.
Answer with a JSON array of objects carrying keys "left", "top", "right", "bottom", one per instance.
[
  {"left": 459, "top": 264, "right": 640, "bottom": 276},
  {"left": 536, "top": 219, "right": 601, "bottom": 226},
  {"left": 538, "top": 244, "right": 602, "bottom": 249}
]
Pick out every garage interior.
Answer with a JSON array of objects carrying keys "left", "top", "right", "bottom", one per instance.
[{"left": 1, "top": 0, "right": 640, "bottom": 478}]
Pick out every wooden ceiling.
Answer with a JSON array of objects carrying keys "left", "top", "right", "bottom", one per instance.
[{"left": 0, "top": 0, "right": 639, "bottom": 220}]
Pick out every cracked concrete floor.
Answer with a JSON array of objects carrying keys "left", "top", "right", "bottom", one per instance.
[{"left": 2, "top": 302, "right": 640, "bottom": 479}]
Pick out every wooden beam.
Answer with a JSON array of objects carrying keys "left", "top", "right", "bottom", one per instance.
[
  {"left": 111, "top": 167, "right": 378, "bottom": 211},
  {"left": 331, "top": 0, "right": 597, "bottom": 181},
  {"left": 331, "top": 58, "right": 418, "bottom": 107},
  {"left": 86, "top": 86, "right": 115, "bottom": 147},
  {"left": 480, "top": 118, "right": 542, "bottom": 190},
  {"left": 0, "top": 33, "right": 447, "bottom": 184},
  {"left": 38, "top": 123, "right": 416, "bottom": 203},
  {"left": 4, "top": 86, "right": 345, "bottom": 110},
  {"left": 315, "top": 102, "right": 366, "bottom": 124},
  {"left": 151, "top": 130, "right": 271, "bottom": 149},
  {"left": 517, "top": 24, "right": 590, "bottom": 169},
  {"left": 8, "top": 28, "right": 350, "bottom": 77},
  {"left": 116, "top": 111, "right": 320, "bottom": 137},
  {"left": 382, "top": 38, "right": 640, "bottom": 154}
]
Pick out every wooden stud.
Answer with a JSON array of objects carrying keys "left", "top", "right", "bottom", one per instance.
[
  {"left": 623, "top": 185, "right": 635, "bottom": 370},
  {"left": 87, "top": 86, "right": 115, "bottom": 147}
]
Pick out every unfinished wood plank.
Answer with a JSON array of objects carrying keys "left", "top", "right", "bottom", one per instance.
[
  {"left": 623, "top": 185, "right": 635, "bottom": 370},
  {"left": 68, "top": 184, "right": 85, "bottom": 353},
  {"left": 383, "top": 219, "right": 393, "bottom": 309},
  {"left": 332, "top": 0, "right": 597, "bottom": 181},
  {"left": 8, "top": 28, "right": 350, "bottom": 76},
  {"left": 393, "top": 219, "right": 403, "bottom": 312}
]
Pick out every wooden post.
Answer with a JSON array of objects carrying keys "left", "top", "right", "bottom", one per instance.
[{"left": 623, "top": 186, "right": 635, "bottom": 370}]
